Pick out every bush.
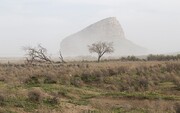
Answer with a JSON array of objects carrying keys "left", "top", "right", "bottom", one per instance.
[
  {"left": 0, "top": 95, "right": 5, "bottom": 106},
  {"left": 147, "top": 54, "right": 180, "bottom": 61},
  {"left": 44, "top": 75, "right": 57, "bottom": 84},
  {"left": 81, "top": 70, "right": 102, "bottom": 83},
  {"left": 71, "top": 76, "right": 84, "bottom": 87},
  {"left": 138, "top": 76, "right": 149, "bottom": 91},
  {"left": 174, "top": 102, "right": 180, "bottom": 113},
  {"left": 44, "top": 97, "right": 60, "bottom": 105},
  {"left": 117, "top": 66, "right": 129, "bottom": 74},
  {"left": 81, "top": 71, "right": 93, "bottom": 83},
  {"left": 25, "top": 76, "right": 40, "bottom": 85},
  {"left": 58, "top": 90, "right": 68, "bottom": 97},
  {"left": 59, "top": 74, "right": 71, "bottom": 85},
  {"left": 0, "top": 76, "right": 5, "bottom": 82},
  {"left": 108, "top": 68, "right": 118, "bottom": 76},
  {"left": 121, "top": 56, "right": 141, "bottom": 61},
  {"left": 28, "top": 89, "right": 43, "bottom": 103}
]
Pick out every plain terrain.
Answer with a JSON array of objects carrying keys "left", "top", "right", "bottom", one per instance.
[{"left": 0, "top": 60, "right": 180, "bottom": 113}]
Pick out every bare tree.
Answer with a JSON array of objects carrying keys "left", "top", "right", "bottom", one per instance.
[
  {"left": 59, "top": 50, "right": 66, "bottom": 63},
  {"left": 23, "top": 44, "right": 52, "bottom": 64},
  {"left": 88, "top": 41, "right": 114, "bottom": 62}
]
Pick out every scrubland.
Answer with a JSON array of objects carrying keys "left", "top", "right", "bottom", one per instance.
[{"left": 0, "top": 60, "right": 180, "bottom": 113}]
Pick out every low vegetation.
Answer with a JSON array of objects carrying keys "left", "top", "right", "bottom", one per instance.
[
  {"left": 147, "top": 54, "right": 180, "bottom": 61},
  {"left": 0, "top": 60, "right": 179, "bottom": 113}
]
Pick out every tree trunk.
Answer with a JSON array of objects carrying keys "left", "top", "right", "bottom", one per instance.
[
  {"left": 97, "top": 56, "right": 101, "bottom": 62},
  {"left": 59, "top": 51, "right": 66, "bottom": 63}
]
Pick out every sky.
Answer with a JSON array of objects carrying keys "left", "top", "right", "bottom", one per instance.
[{"left": 0, "top": 0, "right": 180, "bottom": 57}]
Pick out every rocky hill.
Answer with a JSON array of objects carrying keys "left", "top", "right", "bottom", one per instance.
[{"left": 61, "top": 17, "right": 148, "bottom": 57}]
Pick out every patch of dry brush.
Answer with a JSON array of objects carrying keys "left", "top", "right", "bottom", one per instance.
[{"left": 0, "top": 61, "right": 179, "bottom": 112}]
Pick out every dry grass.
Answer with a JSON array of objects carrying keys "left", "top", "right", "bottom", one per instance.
[{"left": 0, "top": 61, "right": 179, "bottom": 113}]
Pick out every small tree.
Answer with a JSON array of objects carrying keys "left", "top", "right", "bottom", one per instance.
[
  {"left": 23, "top": 44, "right": 52, "bottom": 64},
  {"left": 59, "top": 50, "right": 66, "bottom": 63},
  {"left": 88, "top": 41, "right": 114, "bottom": 62}
]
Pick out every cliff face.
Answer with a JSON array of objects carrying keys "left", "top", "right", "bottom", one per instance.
[{"left": 61, "top": 17, "right": 147, "bottom": 57}]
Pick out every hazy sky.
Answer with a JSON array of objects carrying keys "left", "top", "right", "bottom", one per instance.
[{"left": 0, "top": 0, "right": 180, "bottom": 57}]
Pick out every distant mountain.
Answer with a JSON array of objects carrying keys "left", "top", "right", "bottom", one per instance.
[{"left": 61, "top": 17, "right": 148, "bottom": 57}]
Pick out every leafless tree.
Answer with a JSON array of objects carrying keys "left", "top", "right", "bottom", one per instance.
[
  {"left": 59, "top": 50, "right": 66, "bottom": 63},
  {"left": 23, "top": 44, "right": 52, "bottom": 64},
  {"left": 88, "top": 41, "right": 114, "bottom": 62}
]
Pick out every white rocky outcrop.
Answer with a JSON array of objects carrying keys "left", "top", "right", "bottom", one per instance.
[{"left": 61, "top": 17, "right": 147, "bottom": 57}]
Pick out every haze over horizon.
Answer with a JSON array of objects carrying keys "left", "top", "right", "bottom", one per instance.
[{"left": 0, "top": 0, "right": 180, "bottom": 57}]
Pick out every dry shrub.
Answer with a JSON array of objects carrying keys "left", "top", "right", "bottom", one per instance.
[
  {"left": 0, "top": 76, "right": 5, "bottom": 82},
  {"left": 45, "top": 96, "right": 60, "bottom": 105},
  {"left": 81, "top": 70, "right": 103, "bottom": 83},
  {"left": 174, "top": 102, "right": 180, "bottom": 113},
  {"left": 28, "top": 88, "right": 43, "bottom": 103},
  {"left": 0, "top": 61, "right": 180, "bottom": 93},
  {"left": 81, "top": 71, "right": 93, "bottom": 83},
  {"left": 119, "top": 75, "right": 134, "bottom": 91},
  {"left": 108, "top": 68, "right": 119, "bottom": 76},
  {"left": 137, "top": 76, "right": 149, "bottom": 91},
  {"left": 171, "top": 74, "right": 180, "bottom": 89},
  {"left": 105, "top": 85, "right": 118, "bottom": 90},
  {"left": 24, "top": 76, "right": 40, "bottom": 84},
  {"left": 99, "top": 68, "right": 109, "bottom": 76},
  {"left": 44, "top": 74, "right": 57, "bottom": 84},
  {"left": 166, "top": 62, "right": 180, "bottom": 72},
  {"left": 135, "top": 65, "right": 150, "bottom": 76},
  {"left": 71, "top": 75, "right": 84, "bottom": 87},
  {"left": 59, "top": 74, "right": 71, "bottom": 85},
  {"left": 0, "top": 95, "right": 5, "bottom": 106},
  {"left": 117, "top": 66, "right": 129, "bottom": 74}
]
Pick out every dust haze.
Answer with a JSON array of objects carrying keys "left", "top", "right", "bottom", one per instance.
[
  {"left": 0, "top": 0, "right": 180, "bottom": 57},
  {"left": 0, "top": 1, "right": 180, "bottom": 113}
]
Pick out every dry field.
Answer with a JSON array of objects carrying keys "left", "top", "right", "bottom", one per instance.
[{"left": 0, "top": 60, "right": 180, "bottom": 113}]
